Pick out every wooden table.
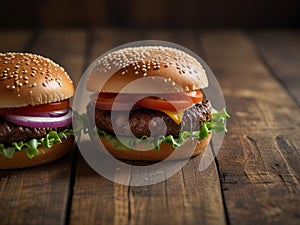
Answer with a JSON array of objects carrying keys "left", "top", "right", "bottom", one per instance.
[{"left": 0, "top": 29, "right": 299, "bottom": 225}]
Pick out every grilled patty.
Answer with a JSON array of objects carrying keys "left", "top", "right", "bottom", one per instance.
[
  {"left": 91, "top": 99, "right": 211, "bottom": 138},
  {"left": 0, "top": 121, "right": 69, "bottom": 144}
]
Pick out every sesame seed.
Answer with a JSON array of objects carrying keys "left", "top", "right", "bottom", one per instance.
[
  {"left": 92, "top": 46, "right": 205, "bottom": 85},
  {"left": 30, "top": 82, "right": 37, "bottom": 87}
]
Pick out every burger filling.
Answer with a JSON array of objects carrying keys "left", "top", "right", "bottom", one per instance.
[
  {"left": 93, "top": 100, "right": 211, "bottom": 138},
  {"left": 0, "top": 100, "right": 73, "bottom": 159},
  {"left": 0, "top": 122, "right": 70, "bottom": 144},
  {"left": 88, "top": 91, "right": 229, "bottom": 150}
]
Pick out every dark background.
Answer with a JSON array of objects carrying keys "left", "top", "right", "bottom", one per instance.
[{"left": 1, "top": 0, "right": 299, "bottom": 28}]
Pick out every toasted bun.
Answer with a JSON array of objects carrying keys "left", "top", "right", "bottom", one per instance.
[
  {"left": 87, "top": 46, "right": 208, "bottom": 94},
  {"left": 0, "top": 136, "right": 74, "bottom": 169},
  {"left": 0, "top": 52, "right": 74, "bottom": 108},
  {"left": 97, "top": 134, "right": 211, "bottom": 161}
]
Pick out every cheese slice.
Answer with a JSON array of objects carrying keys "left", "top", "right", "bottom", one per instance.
[{"left": 160, "top": 109, "right": 184, "bottom": 125}]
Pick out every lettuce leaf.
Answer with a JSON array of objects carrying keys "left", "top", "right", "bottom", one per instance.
[
  {"left": 0, "top": 129, "right": 73, "bottom": 159},
  {"left": 97, "top": 108, "right": 230, "bottom": 151}
]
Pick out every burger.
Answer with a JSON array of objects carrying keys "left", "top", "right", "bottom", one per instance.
[
  {"left": 86, "top": 46, "right": 229, "bottom": 161},
  {"left": 0, "top": 53, "right": 74, "bottom": 169}
]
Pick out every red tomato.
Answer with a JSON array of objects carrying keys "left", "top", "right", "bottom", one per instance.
[
  {"left": 0, "top": 100, "right": 70, "bottom": 115},
  {"left": 93, "top": 90, "right": 204, "bottom": 111},
  {"left": 187, "top": 90, "right": 204, "bottom": 104},
  {"left": 138, "top": 95, "right": 191, "bottom": 111},
  {"left": 138, "top": 91, "right": 203, "bottom": 111},
  {"left": 94, "top": 93, "right": 141, "bottom": 110}
]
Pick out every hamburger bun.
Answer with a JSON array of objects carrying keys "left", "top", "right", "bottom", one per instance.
[
  {"left": 0, "top": 136, "right": 74, "bottom": 169},
  {"left": 87, "top": 46, "right": 208, "bottom": 94},
  {"left": 0, "top": 52, "right": 74, "bottom": 108},
  {"left": 98, "top": 134, "right": 211, "bottom": 161}
]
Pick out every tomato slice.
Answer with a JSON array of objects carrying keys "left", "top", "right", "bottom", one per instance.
[
  {"left": 0, "top": 100, "right": 70, "bottom": 115},
  {"left": 93, "top": 90, "right": 204, "bottom": 111},
  {"left": 188, "top": 90, "right": 204, "bottom": 104},
  {"left": 138, "top": 95, "right": 193, "bottom": 111},
  {"left": 94, "top": 93, "right": 141, "bottom": 110},
  {"left": 138, "top": 91, "right": 203, "bottom": 111}
]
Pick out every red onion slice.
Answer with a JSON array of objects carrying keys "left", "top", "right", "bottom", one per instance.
[
  {"left": 4, "top": 108, "right": 72, "bottom": 128},
  {"left": 11, "top": 109, "right": 69, "bottom": 117}
]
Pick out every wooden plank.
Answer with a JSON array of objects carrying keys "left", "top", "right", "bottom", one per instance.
[
  {"left": 0, "top": 30, "right": 33, "bottom": 52},
  {"left": 0, "top": 29, "right": 87, "bottom": 225},
  {"left": 249, "top": 30, "right": 300, "bottom": 106},
  {"left": 200, "top": 31, "right": 300, "bottom": 225},
  {"left": 70, "top": 29, "right": 226, "bottom": 225}
]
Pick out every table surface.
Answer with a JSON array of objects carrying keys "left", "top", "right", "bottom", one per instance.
[{"left": 0, "top": 29, "right": 299, "bottom": 225}]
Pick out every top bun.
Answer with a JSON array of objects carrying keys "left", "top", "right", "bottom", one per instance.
[
  {"left": 0, "top": 53, "right": 74, "bottom": 108},
  {"left": 87, "top": 46, "right": 208, "bottom": 94}
]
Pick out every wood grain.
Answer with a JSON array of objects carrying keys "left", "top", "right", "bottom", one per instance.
[
  {"left": 249, "top": 30, "right": 300, "bottom": 106},
  {"left": 200, "top": 31, "right": 300, "bottom": 225}
]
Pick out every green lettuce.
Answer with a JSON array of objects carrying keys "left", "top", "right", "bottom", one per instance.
[
  {"left": 97, "top": 108, "right": 230, "bottom": 151},
  {"left": 0, "top": 129, "right": 73, "bottom": 159}
]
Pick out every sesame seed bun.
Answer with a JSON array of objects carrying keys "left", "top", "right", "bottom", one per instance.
[
  {"left": 96, "top": 134, "right": 211, "bottom": 161},
  {"left": 87, "top": 46, "right": 208, "bottom": 94},
  {"left": 0, "top": 52, "right": 74, "bottom": 108},
  {"left": 0, "top": 136, "right": 75, "bottom": 169}
]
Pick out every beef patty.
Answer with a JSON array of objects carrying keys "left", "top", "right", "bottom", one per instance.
[
  {"left": 0, "top": 121, "right": 69, "bottom": 144},
  {"left": 90, "top": 99, "right": 211, "bottom": 138}
]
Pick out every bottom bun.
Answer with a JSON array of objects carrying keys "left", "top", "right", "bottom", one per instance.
[
  {"left": 98, "top": 134, "right": 211, "bottom": 161},
  {"left": 0, "top": 136, "right": 74, "bottom": 169}
]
